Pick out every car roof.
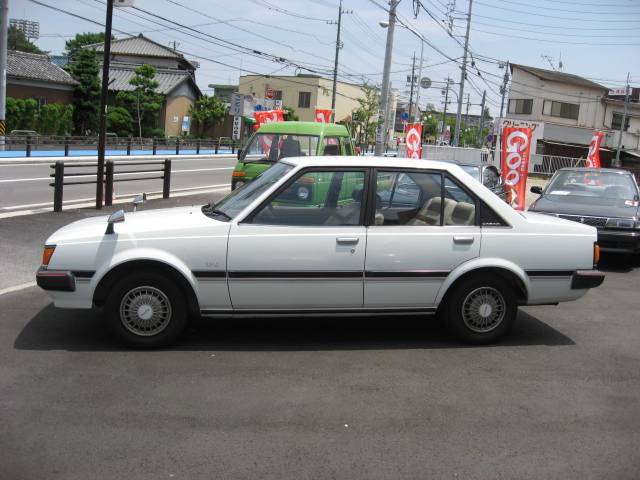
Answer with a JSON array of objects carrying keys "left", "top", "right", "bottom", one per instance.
[
  {"left": 257, "top": 121, "right": 350, "bottom": 136},
  {"left": 558, "top": 167, "right": 631, "bottom": 174},
  {"left": 282, "top": 155, "right": 466, "bottom": 172}
]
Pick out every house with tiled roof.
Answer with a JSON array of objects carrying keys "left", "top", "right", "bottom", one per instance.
[
  {"left": 7, "top": 50, "right": 78, "bottom": 105},
  {"left": 86, "top": 34, "right": 202, "bottom": 136}
]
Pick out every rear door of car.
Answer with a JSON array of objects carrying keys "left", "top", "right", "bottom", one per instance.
[{"left": 364, "top": 169, "right": 481, "bottom": 308}]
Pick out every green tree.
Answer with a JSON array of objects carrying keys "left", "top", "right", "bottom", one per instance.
[
  {"left": 353, "top": 83, "right": 379, "bottom": 146},
  {"left": 107, "top": 106, "right": 134, "bottom": 137},
  {"left": 116, "top": 64, "right": 163, "bottom": 139},
  {"left": 64, "top": 32, "right": 106, "bottom": 60},
  {"left": 282, "top": 105, "right": 299, "bottom": 121},
  {"left": 8, "top": 25, "right": 45, "bottom": 53},
  {"left": 190, "top": 95, "right": 227, "bottom": 137},
  {"left": 67, "top": 48, "right": 101, "bottom": 135}
]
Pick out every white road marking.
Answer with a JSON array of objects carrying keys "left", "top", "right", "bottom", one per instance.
[
  {"left": 0, "top": 167, "right": 234, "bottom": 183},
  {"left": 0, "top": 282, "right": 37, "bottom": 296}
]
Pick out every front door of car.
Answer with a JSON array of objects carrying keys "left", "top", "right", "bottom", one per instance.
[
  {"left": 227, "top": 168, "right": 368, "bottom": 310},
  {"left": 364, "top": 170, "right": 481, "bottom": 308}
]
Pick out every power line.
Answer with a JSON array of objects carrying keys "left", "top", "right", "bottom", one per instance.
[
  {"left": 247, "top": 0, "right": 330, "bottom": 22},
  {"left": 471, "top": 12, "right": 640, "bottom": 30},
  {"left": 475, "top": 0, "right": 640, "bottom": 22},
  {"left": 469, "top": 19, "right": 640, "bottom": 38},
  {"left": 482, "top": 0, "right": 640, "bottom": 14},
  {"left": 466, "top": 27, "right": 640, "bottom": 46}
]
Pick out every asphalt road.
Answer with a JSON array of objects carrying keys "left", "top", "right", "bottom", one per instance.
[
  {"left": 0, "top": 194, "right": 639, "bottom": 478},
  {"left": 0, "top": 156, "right": 236, "bottom": 212},
  {"left": 1, "top": 255, "right": 639, "bottom": 479}
]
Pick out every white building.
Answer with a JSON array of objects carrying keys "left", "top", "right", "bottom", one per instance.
[{"left": 504, "top": 64, "right": 640, "bottom": 162}]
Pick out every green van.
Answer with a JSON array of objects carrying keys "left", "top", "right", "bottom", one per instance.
[{"left": 231, "top": 121, "right": 355, "bottom": 190}]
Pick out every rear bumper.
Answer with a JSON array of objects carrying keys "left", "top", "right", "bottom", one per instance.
[
  {"left": 597, "top": 229, "right": 640, "bottom": 253},
  {"left": 571, "top": 270, "right": 605, "bottom": 290},
  {"left": 36, "top": 267, "right": 75, "bottom": 292}
]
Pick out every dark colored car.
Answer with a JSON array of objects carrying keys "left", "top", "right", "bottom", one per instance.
[
  {"left": 529, "top": 167, "right": 640, "bottom": 254},
  {"left": 441, "top": 162, "right": 507, "bottom": 201}
]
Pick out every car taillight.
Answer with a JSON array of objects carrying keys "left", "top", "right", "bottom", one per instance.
[
  {"left": 593, "top": 243, "right": 600, "bottom": 266},
  {"left": 42, "top": 245, "right": 56, "bottom": 266},
  {"left": 232, "top": 171, "right": 246, "bottom": 178}
]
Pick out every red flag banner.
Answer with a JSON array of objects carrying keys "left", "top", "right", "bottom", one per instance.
[
  {"left": 501, "top": 126, "right": 532, "bottom": 211},
  {"left": 315, "top": 109, "right": 332, "bottom": 123},
  {"left": 586, "top": 131, "right": 604, "bottom": 168},
  {"left": 405, "top": 123, "right": 423, "bottom": 159},
  {"left": 253, "top": 109, "right": 285, "bottom": 129}
]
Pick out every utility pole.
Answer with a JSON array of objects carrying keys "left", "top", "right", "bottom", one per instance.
[
  {"left": 413, "top": 37, "right": 424, "bottom": 123},
  {"left": 453, "top": 0, "right": 473, "bottom": 147},
  {"left": 476, "top": 90, "right": 486, "bottom": 146},
  {"left": 96, "top": 0, "right": 114, "bottom": 209},
  {"left": 375, "top": 0, "right": 399, "bottom": 156},
  {"left": 464, "top": 93, "right": 470, "bottom": 146},
  {"left": 330, "top": 1, "right": 351, "bottom": 122},
  {"left": 441, "top": 76, "right": 451, "bottom": 141},
  {"left": 614, "top": 72, "right": 631, "bottom": 168},
  {"left": 407, "top": 52, "right": 416, "bottom": 125},
  {"left": 499, "top": 61, "right": 510, "bottom": 119},
  {"left": 0, "top": 0, "right": 8, "bottom": 151}
]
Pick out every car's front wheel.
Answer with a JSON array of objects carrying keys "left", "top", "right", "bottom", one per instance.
[
  {"left": 442, "top": 274, "right": 517, "bottom": 344},
  {"left": 105, "top": 272, "right": 188, "bottom": 348}
]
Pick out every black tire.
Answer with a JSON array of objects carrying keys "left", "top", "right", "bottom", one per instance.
[
  {"left": 442, "top": 274, "right": 517, "bottom": 345},
  {"left": 104, "top": 272, "right": 188, "bottom": 349}
]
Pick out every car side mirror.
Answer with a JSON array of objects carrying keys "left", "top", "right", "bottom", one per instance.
[
  {"left": 132, "top": 192, "right": 147, "bottom": 212},
  {"left": 237, "top": 148, "right": 242, "bottom": 160},
  {"left": 530, "top": 186, "right": 543, "bottom": 195},
  {"left": 105, "top": 209, "right": 125, "bottom": 234}
]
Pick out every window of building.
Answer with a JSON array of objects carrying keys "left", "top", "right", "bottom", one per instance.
[
  {"left": 542, "top": 100, "right": 579, "bottom": 120},
  {"left": 298, "top": 91, "right": 311, "bottom": 108},
  {"left": 273, "top": 90, "right": 283, "bottom": 100},
  {"left": 507, "top": 98, "right": 532, "bottom": 115},
  {"left": 612, "top": 113, "right": 630, "bottom": 131}
]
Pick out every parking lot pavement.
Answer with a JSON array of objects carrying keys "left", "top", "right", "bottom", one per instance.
[{"left": 1, "top": 254, "right": 639, "bottom": 479}]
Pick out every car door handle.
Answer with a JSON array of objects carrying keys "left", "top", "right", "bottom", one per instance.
[
  {"left": 453, "top": 236, "right": 475, "bottom": 245},
  {"left": 336, "top": 237, "right": 359, "bottom": 245}
]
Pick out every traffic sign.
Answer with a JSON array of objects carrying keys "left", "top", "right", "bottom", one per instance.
[
  {"left": 420, "top": 77, "right": 432, "bottom": 89},
  {"left": 400, "top": 112, "right": 409, "bottom": 121}
]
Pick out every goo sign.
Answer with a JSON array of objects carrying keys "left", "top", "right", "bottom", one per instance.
[{"left": 501, "top": 127, "right": 532, "bottom": 211}]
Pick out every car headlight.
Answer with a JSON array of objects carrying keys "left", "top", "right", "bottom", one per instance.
[
  {"left": 297, "top": 186, "right": 310, "bottom": 200},
  {"left": 233, "top": 180, "right": 245, "bottom": 189},
  {"left": 605, "top": 218, "right": 638, "bottom": 229}
]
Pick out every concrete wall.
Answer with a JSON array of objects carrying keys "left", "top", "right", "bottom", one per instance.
[
  {"left": 7, "top": 82, "right": 74, "bottom": 105},
  {"left": 508, "top": 68, "right": 608, "bottom": 130},
  {"left": 164, "top": 95, "right": 194, "bottom": 136}
]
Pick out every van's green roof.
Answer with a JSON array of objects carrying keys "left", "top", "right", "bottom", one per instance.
[{"left": 257, "top": 121, "right": 350, "bottom": 136}]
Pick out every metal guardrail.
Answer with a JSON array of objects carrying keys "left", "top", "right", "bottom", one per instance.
[
  {"left": 49, "top": 159, "right": 172, "bottom": 212},
  {"left": 6, "top": 135, "right": 241, "bottom": 156}
]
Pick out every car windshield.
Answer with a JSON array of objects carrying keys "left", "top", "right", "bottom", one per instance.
[
  {"left": 546, "top": 170, "right": 639, "bottom": 201},
  {"left": 244, "top": 133, "right": 320, "bottom": 162},
  {"left": 204, "top": 162, "right": 293, "bottom": 220}
]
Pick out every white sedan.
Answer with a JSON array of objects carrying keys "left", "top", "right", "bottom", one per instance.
[{"left": 37, "top": 157, "right": 604, "bottom": 348}]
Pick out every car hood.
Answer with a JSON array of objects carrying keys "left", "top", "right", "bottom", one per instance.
[
  {"left": 530, "top": 194, "right": 639, "bottom": 219},
  {"left": 47, "top": 206, "right": 227, "bottom": 244}
]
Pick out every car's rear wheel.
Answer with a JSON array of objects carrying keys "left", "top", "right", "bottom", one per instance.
[
  {"left": 105, "top": 272, "right": 187, "bottom": 348},
  {"left": 443, "top": 274, "right": 517, "bottom": 344}
]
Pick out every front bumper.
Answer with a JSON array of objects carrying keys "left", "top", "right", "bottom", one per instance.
[
  {"left": 571, "top": 270, "right": 605, "bottom": 290},
  {"left": 597, "top": 229, "right": 640, "bottom": 253},
  {"left": 36, "top": 267, "right": 75, "bottom": 292}
]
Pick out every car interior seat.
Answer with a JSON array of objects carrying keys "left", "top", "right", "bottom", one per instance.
[
  {"left": 447, "top": 202, "right": 476, "bottom": 225},
  {"left": 280, "top": 137, "right": 302, "bottom": 158},
  {"left": 408, "top": 197, "right": 456, "bottom": 226},
  {"left": 323, "top": 144, "right": 340, "bottom": 156}
]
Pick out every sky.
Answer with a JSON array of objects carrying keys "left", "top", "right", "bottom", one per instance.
[{"left": 9, "top": 0, "right": 640, "bottom": 119}]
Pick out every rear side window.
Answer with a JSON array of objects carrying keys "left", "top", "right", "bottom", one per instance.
[{"left": 444, "top": 177, "right": 477, "bottom": 226}]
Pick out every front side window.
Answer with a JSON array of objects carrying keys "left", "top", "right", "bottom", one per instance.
[
  {"left": 543, "top": 100, "right": 579, "bottom": 120},
  {"left": 298, "top": 91, "right": 311, "bottom": 108},
  {"left": 444, "top": 177, "right": 477, "bottom": 225},
  {"left": 243, "top": 133, "right": 320, "bottom": 161},
  {"left": 612, "top": 113, "right": 630, "bottom": 131},
  {"left": 251, "top": 170, "right": 366, "bottom": 226},
  {"left": 205, "top": 162, "right": 293, "bottom": 220},
  {"left": 482, "top": 166, "right": 501, "bottom": 189}
]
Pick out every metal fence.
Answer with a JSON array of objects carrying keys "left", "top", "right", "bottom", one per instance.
[{"left": 3, "top": 135, "right": 241, "bottom": 156}]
